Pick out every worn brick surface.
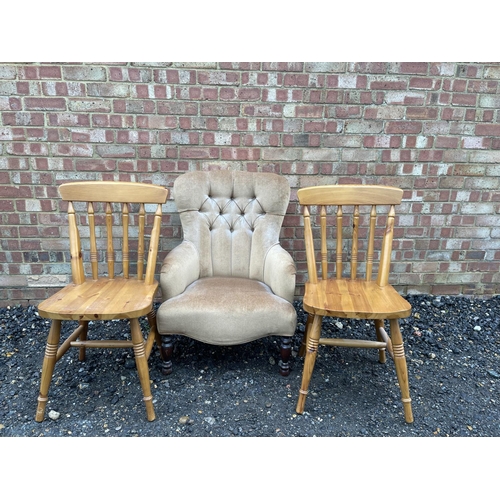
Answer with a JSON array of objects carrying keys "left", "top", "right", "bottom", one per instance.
[{"left": 0, "top": 62, "right": 499, "bottom": 305}]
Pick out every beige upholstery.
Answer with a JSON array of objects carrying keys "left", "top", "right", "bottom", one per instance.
[{"left": 157, "top": 170, "right": 297, "bottom": 375}]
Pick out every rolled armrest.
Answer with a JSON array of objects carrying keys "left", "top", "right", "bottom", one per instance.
[
  {"left": 263, "top": 244, "right": 296, "bottom": 303},
  {"left": 160, "top": 241, "right": 200, "bottom": 300}
]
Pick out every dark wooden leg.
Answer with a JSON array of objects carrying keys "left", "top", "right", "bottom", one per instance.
[
  {"left": 278, "top": 337, "right": 292, "bottom": 376},
  {"left": 35, "top": 319, "right": 61, "bottom": 422},
  {"left": 160, "top": 334, "right": 173, "bottom": 376}
]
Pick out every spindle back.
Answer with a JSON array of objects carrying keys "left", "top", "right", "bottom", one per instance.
[
  {"left": 297, "top": 184, "right": 404, "bottom": 287},
  {"left": 59, "top": 181, "right": 168, "bottom": 286}
]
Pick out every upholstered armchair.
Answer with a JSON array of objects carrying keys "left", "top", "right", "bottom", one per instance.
[{"left": 156, "top": 170, "right": 297, "bottom": 376}]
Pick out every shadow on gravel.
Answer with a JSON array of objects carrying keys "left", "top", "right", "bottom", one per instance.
[{"left": 1, "top": 294, "right": 499, "bottom": 437}]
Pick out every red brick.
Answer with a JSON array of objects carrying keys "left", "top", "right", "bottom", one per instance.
[
  {"left": 25, "top": 97, "right": 66, "bottom": 110},
  {"left": 385, "top": 121, "right": 422, "bottom": 134},
  {"left": 475, "top": 124, "right": 500, "bottom": 136}
]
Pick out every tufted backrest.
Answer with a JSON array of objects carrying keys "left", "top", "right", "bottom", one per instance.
[{"left": 173, "top": 170, "right": 290, "bottom": 280}]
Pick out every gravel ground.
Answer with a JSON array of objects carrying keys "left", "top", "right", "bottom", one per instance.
[{"left": 1, "top": 294, "right": 499, "bottom": 438}]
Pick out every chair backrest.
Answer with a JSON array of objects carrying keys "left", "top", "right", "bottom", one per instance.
[
  {"left": 59, "top": 181, "right": 168, "bottom": 286},
  {"left": 297, "top": 184, "right": 404, "bottom": 287},
  {"left": 173, "top": 170, "right": 290, "bottom": 281}
]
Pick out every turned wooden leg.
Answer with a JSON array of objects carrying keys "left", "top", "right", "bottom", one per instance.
[
  {"left": 130, "top": 318, "right": 155, "bottom": 422},
  {"left": 160, "top": 334, "right": 173, "bottom": 376},
  {"left": 145, "top": 309, "right": 159, "bottom": 361},
  {"left": 389, "top": 318, "right": 413, "bottom": 424},
  {"left": 278, "top": 337, "right": 292, "bottom": 376},
  {"left": 374, "top": 319, "right": 386, "bottom": 364},
  {"left": 296, "top": 314, "right": 322, "bottom": 414},
  {"left": 78, "top": 321, "right": 89, "bottom": 362},
  {"left": 298, "top": 313, "right": 313, "bottom": 357},
  {"left": 35, "top": 319, "right": 61, "bottom": 422}
]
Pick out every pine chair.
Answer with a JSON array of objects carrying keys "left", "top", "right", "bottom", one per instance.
[
  {"left": 296, "top": 184, "right": 413, "bottom": 423},
  {"left": 156, "top": 170, "right": 297, "bottom": 376},
  {"left": 35, "top": 181, "right": 168, "bottom": 422}
]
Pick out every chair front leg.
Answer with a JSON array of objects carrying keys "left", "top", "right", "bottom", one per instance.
[
  {"left": 35, "top": 319, "right": 62, "bottom": 422},
  {"left": 389, "top": 318, "right": 413, "bottom": 424},
  {"left": 296, "top": 314, "right": 322, "bottom": 414},
  {"left": 130, "top": 318, "right": 156, "bottom": 421}
]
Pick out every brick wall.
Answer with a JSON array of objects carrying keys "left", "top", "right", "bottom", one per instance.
[{"left": 1, "top": 62, "right": 499, "bottom": 306}]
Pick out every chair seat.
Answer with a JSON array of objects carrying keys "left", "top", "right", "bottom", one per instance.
[
  {"left": 157, "top": 276, "right": 297, "bottom": 345},
  {"left": 303, "top": 278, "right": 411, "bottom": 320},
  {"left": 38, "top": 277, "right": 158, "bottom": 321}
]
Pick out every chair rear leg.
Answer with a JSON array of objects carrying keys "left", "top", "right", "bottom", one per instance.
[
  {"left": 374, "top": 319, "right": 386, "bottom": 364},
  {"left": 278, "top": 337, "right": 292, "bottom": 376},
  {"left": 35, "top": 319, "right": 62, "bottom": 422},
  {"left": 159, "top": 335, "right": 173, "bottom": 375},
  {"left": 130, "top": 318, "right": 156, "bottom": 421},
  {"left": 298, "top": 313, "right": 313, "bottom": 357},
  {"left": 296, "top": 314, "right": 322, "bottom": 414},
  {"left": 389, "top": 318, "right": 414, "bottom": 423},
  {"left": 78, "top": 321, "right": 89, "bottom": 362}
]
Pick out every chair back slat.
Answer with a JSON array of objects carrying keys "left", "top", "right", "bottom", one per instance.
[
  {"left": 303, "top": 205, "right": 318, "bottom": 284},
  {"left": 297, "top": 184, "right": 403, "bottom": 285},
  {"left": 320, "top": 206, "right": 328, "bottom": 280},
  {"left": 88, "top": 202, "right": 99, "bottom": 280},
  {"left": 68, "top": 202, "right": 85, "bottom": 285},
  {"left": 144, "top": 204, "right": 163, "bottom": 286},
  {"left": 106, "top": 202, "right": 115, "bottom": 279},
  {"left": 59, "top": 181, "right": 168, "bottom": 284},
  {"left": 351, "top": 205, "right": 359, "bottom": 279},
  {"left": 137, "top": 204, "right": 145, "bottom": 280},
  {"left": 122, "top": 203, "right": 130, "bottom": 279},
  {"left": 377, "top": 205, "right": 396, "bottom": 287},
  {"left": 366, "top": 205, "right": 377, "bottom": 281},
  {"left": 336, "top": 205, "right": 343, "bottom": 279}
]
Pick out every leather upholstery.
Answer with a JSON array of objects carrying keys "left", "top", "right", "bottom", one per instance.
[{"left": 157, "top": 170, "right": 297, "bottom": 345}]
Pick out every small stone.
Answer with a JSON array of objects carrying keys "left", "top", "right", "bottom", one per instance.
[
  {"left": 204, "top": 417, "right": 216, "bottom": 425},
  {"left": 335, "top": 321, "right": 343, "bottom": 329},
  {"left": 48, "top": 410, "right": 60, "bottom": 420},
  {"left": 179, "top": 416, "right": 190, "bottom": 425},
  {"left": 269, "top": 356, "right": 276, "bottom": 366},
  {"left": 428, "top": 353, "right": 436, "bottom": 359},
  {"left": 474, "top": 326, "right": 481, "bottom": 331},
  {"left": 487, "top": 370, "right": 500, "bottom": 379}
]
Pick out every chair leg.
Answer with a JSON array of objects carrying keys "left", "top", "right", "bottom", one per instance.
[
  {"left": 159, "top": 335, "right": 173, "bottom": 376},
  {"left": 374, "top": 319, "right": 386, "bottom": 364},
  {"left": 296, "top": 314, "right": 322, "bottom": 414},
  {"left": 145, "top": 309, "right": 159, "bottom": 360},
  {"left": 298, "top": 313, "right": 313, "bottom": 357},
  {"left": 35, "top": 319, "right": 62, "bottom": 422},
  {"left": 78, "top": 321, "right": 89, "bottom": 362},
  {"left": 278, "top": 337, "right": 292, "bottom": 377},
  {"left": 130, "top": 318, "right": 156, "bottom": 421},
  {"left": 389, "top": 319, "right": 414, "bottom": 424}
]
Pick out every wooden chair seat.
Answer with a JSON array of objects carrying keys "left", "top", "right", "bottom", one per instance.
[
  {"left": 38, "top": 278, "right": 159, "bottom": 321},
  {"left": 303, "top": 279, "right": 411, "bottom": 320}
]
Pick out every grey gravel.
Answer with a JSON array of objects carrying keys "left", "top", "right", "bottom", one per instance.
[{"left": 1, "top": 294, "right": 499, "bottom": 437}]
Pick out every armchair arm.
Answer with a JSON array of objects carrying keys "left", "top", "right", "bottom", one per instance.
[
  {"left": 160, "top": 241, "right": 200, "bottom": 300},
  {"left": 263, "top": 244, "right": 296, "bottom": 303}
]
